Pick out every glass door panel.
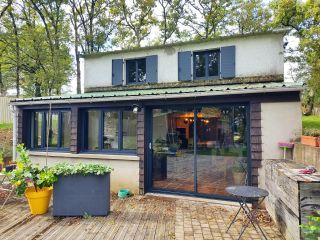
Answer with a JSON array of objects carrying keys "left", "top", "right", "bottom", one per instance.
[
  {"left": 152, "top": 108, "right": 194, "bottom": 192},
  {"left": 196, "top": 105, "right": 248, "bottom": 196}
]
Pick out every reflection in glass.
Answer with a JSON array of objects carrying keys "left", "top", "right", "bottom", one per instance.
[
  {"left": 137, "top": 59, "right": 146, "bottom": 82},
  {"left": 152, "top": 109, "right": 194, "bottom": 192},
  {"left": 103, "top": 112, "right": 119, "bottom": 150},
  {"left": 123, "top": 111, "right": 137, "bottom": 150},
  {"left": 196, "top": 106, "right": 248, "bottom": 196},
  {"left": 87, "top": 110, "right": 100, "bottom": 150},
  {"left": 150, "top": 105, "right": 248, "bottom": 197},
  {"left": 208, "top": 51, "right": 219, "bottom": 76},
  {"left": 61, "top": 112, "right": 71, "bottom": 148},
  {"left": 33, "top": 112, "right": 42, "bottom": 148},
  {"left": 47, "top": 112, "right": 59, "bottom": 147},
  {"left": 127, "top": 59, "right": 146, "bottom": 83},
  {"left": 195, "top": 53, "right": 206, "bottom": 78}
]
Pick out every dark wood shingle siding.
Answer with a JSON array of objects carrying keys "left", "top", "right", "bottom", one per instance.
[
  {"left": 137, "top": 110, "right": 145, "bottom": 194},
  {"left": 250, "top": 101, "right": 262, "bottom": 186},
  {"left": 70, "top": 106, "right": 79, "bottom": 153}
]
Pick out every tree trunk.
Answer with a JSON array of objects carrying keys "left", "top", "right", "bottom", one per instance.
[{"left": 9, "top": 10, "right": 20, "bottom": 97}]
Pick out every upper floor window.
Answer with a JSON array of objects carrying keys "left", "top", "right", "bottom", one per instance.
[
  {"left": 81, "top": 109, "right": 137, "bottom": 152},
  {"left": 126, "top": 58, "right": 146, "bottom": 84},
  {"left": 194, "top": 50, "right": 220, "bottom": 80},
  {"left": 31, "top": 110, "right": 71, "bottom": 150}
]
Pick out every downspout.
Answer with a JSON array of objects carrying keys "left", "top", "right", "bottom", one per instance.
[{"left": 11, "top": 105, "right": 18, "bottom": 160}]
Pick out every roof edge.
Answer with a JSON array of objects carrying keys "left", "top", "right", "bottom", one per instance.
[
  {"left": 84, "top": 75, "right": 284, "bottom": 93},
  {"left": 81, "top": 29, "right": 289, "bottom": 59}
]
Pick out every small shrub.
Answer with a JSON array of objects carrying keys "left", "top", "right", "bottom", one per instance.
[
  {"left": 302, "top": 128, "right": 320, "bottom": 137},
  {"left": 53, "top": 162, "right": 113, "bottom": 176},
  {"left": 300, "top": 211, "right": 320, "bottom": 239}
]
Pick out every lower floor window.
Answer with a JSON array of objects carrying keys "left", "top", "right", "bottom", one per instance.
[
  {"left": 31, "top": 110, "right": 71, "bottom": 149},
  {"left": 82, "top": 109, "right": 137, "bottom": 152}
]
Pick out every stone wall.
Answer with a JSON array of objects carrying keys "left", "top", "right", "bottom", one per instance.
[{"left": 293, "top": 143, "right": 320, "bottom": 169}]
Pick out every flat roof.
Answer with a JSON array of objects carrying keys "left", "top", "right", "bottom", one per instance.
[
  {"left": 11, "top": 81, "right": 303, "bottom": 106},
  {"left": 82, "top": 29, "right": 288, "bottom": 59}
]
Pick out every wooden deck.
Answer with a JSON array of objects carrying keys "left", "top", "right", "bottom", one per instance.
[{"left": 0, "top": 195, "right": 284, "bottom": 240}]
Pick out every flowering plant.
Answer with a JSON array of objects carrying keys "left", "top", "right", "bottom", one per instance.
[{"left": 5, "top": 144, "right": 57, "bottom": 196}]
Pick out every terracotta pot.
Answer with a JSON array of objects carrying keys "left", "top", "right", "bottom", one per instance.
[{"left": 301, "top": 135, "right": 319, "bottom": 147}]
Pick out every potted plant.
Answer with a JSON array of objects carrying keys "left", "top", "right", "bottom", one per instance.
[
  {"left": 232, "top": 160, "right": 246, "bottom": 185},
  {"left": 301, "top": 128, "right": 320, "bottom": 147},
  {"left": 52, "top": 162, "right": 113, "bottom": 217},
  {"left": 5, "top": 144, "right": 57, "bottom": 215}
]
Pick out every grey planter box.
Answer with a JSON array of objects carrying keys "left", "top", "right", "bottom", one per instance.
[{"left": 53, "top": 174, "right": 110, "bottom": 216}]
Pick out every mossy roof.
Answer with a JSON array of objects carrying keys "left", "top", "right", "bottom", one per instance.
[{"left": 11, "top": 81, "right": 303, "bottom": 106}]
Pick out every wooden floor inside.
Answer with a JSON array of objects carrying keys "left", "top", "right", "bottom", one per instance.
[{"left": 0, "top": 195, "right": 284, "bottom": 240}]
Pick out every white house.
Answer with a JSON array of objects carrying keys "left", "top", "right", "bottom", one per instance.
[{"left": 10, "top": 30, "right": 302, "bottom": 200}]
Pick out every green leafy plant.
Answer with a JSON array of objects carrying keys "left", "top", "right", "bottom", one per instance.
[
  {"left": 303, "top": 128, "right": 320, "bottom": 137},
  {"left": 53, "top": 163, "right": 113, "bottom": 176},
  {"left": 5, "top": 144, "right": 57, "bottom": 196},
  {"left": 300, "top": 211, "right": 320, "bottom": 239}
]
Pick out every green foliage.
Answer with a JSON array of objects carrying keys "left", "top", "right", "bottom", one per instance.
[
  {"left": 230, "top": 0, "right": 272, "bottom": 34},
  {"left": 300, "top": 211, "right": 320, "bottom": 240},
  {"left": 5, "top": 144, "right": 57, "bottom": 196},
  {"left": 271, "top": 0, "right": 320, "bottom": 110},
  {"left": 110, "top": 0, "right": 156, "bottom": 48},
  {"left": 302, "top": 116, "right": 320, "bottom": 130},
  {"left": 53, "top": 162, "right": 113, "bottom": 176},
  {"left": 302, "top": 128, "right": 320, "bottom": 137},
  {"left": 0, "top": 123, "right": 12, "bottom": 130}
]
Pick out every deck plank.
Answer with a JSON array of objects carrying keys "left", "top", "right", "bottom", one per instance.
[{"left": 0, "top": 195, "right": 284, "bottom": 240}]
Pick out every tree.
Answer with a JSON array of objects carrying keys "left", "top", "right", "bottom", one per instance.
[
  {"left": 230, "top": 0, "right": 272, "bottom": 35},
  {"left": 271, "top": 0, "right": 320, "bottom": 113},
  {"left": 68, "top": 0, "right": 115, "bottom": 93},
  {"left": 29, "top": 0, "right": 72, "bottom": 96},
  {"left": 183, "top": 0, "right": 232, "bottom": 39},
  {"left": 156, "top": 0, "right": 188, "bottom": 44},
  {"left": 0, "top": 0, "right": 12, "bottom": 20},
  {"left": 111, "top": 0, "right": 156, "bottom": 48}
]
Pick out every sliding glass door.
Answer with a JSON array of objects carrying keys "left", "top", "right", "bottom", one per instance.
[
  {"left": 149, "top": 104, "right": 249, "bottom": 198},
  {"left": 152, "top": 108, "right": 195, "bottom": 192},
  {"left": 196, "top": 106, "right": 248, "bottom": 196}
]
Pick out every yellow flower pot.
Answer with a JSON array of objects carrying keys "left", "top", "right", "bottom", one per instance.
[{"left": 25, "top": 187, "right": 53, "bottom": 215}]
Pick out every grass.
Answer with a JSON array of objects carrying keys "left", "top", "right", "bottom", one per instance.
[
  {"left": 0, "top": 123, "right": 13, "bottom": 130},
  {"left": 302, "top": 116, "right": 320, "bottom": 130}
]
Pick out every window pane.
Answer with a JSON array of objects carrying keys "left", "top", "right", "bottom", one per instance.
[
  {"left": 47, "top": 112, "right": 59, "bottom": 147},
  {"left": 103, "top": 112, "right": 119, "bottom": 150},
  {"left": 61, "top": 112, "right": 71, "bottom": 148},
  {"left": 88, "top": 111, "right": 100, "bottom": 150},
  {"left": 33, "top": 112, "right": 42, "bottom": 148},
  {"left": 127, "top": 60, "right": 136, "bottom": 83},
  {"left": 208, "top": 51, "right": 219, "bottom": 76},
  {"left": 195, "top": 53, "right": 206, "bottom": 78},
  {"left": 137, "top": 59, "right": 146, "bottom": 82},
  {"left": 123, "top": 111, "right": 137, "bottom": 150}
]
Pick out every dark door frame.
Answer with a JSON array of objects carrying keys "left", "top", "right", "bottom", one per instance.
[{"left": 145, "top": 102, "right": 252, "bottom": 201}]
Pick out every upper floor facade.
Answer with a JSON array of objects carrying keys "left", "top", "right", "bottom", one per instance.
[{"left": 83, "top": 31, "right": 285, "bottom": 92}]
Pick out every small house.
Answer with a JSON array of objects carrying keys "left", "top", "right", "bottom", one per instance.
[{"left": 10, "top": 30, "right": 302, "bottom": 200}]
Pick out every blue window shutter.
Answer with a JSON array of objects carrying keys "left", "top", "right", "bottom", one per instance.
[
  {"left": 178, "top": 51, "right": 192, "bottom": 81},
  {"left": 221, "top": 46, "right": 235, "bottom": 79},
  {"left": 146, "top": 55, "right": 158, "bottom": 83},
  {"left": 112, "top": 59, "right": 123, "bottom": 85}
]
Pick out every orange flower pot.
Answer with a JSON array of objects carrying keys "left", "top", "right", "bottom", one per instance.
[{"left": 301, "top": 135, "right": 319, "bottom": 147}]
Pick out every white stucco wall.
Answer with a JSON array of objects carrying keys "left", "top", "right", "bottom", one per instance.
[
  {"left": 261, "top": 101, "right": 302, "bottom": 160},
  {"left": 29, "top": 152, "right": 140, "bottom": 194},
  {"left": 84, "top": 33, "right": 284, "bottom": 89}
]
